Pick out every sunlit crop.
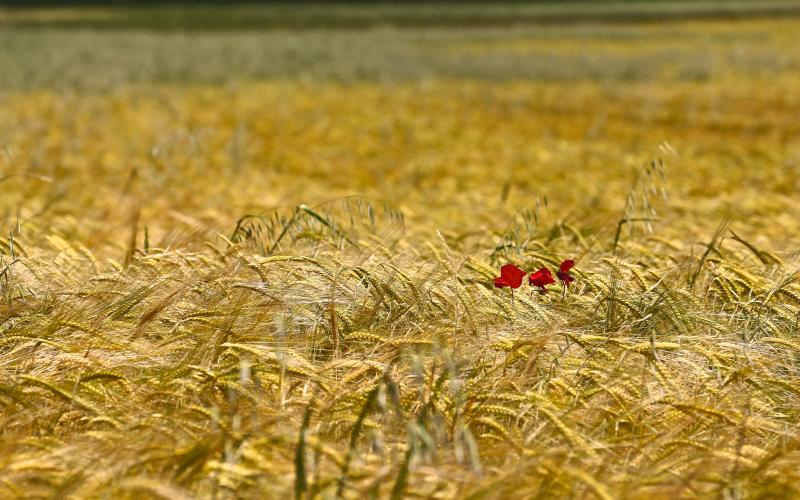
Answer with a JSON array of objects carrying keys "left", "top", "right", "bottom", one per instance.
[{"left": 1, "top": 13, "right": 800, "bottom": 499}]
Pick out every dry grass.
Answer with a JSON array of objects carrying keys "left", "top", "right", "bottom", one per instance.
[{"left": 1, "top": 12, "right": 800, "bottom": 500}]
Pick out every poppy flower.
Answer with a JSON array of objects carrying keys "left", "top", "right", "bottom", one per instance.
[
  {"left": 529, "top": 267, "right": 555, "bottom": 294},
  {"left": 494, "top": 264, "right": 526, "bottom": 289},
  {"left": 556, "top": 259, "right": 575, "bottom": 287}
]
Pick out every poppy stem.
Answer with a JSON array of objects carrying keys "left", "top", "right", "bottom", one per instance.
[{"left": 511, "top": 288, "right": 515, "bottom": 309}]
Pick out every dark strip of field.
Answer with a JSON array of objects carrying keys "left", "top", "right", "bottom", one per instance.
[{"left": 3, "top": 1, "right": 800, "bottom": 31}]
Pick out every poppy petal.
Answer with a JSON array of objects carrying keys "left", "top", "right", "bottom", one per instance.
[
  {"left": 529, "top": 267, "right": 556, "bottom": 288},
  {"left": 497, "top": 264, "right": 526, "bottom": 289},
  {"left": 560, "top": 259, "right": 575, "bottom": 273},
  {"left": 556, "top": 271, "right": 575, "bottom": 286}
]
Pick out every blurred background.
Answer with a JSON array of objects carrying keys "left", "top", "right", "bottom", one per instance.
[
  {"left": 3, "top": 1, "right": 800, "bottom": 89},
  {"left": 1, "top": 1, "right": 799, "bottom": 251}
]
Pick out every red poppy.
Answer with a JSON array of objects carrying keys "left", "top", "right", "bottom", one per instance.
[
  {"left": 529, "top": 267, "right": 555, "bottom": 294},
  {"left": 494, "top": 264, "right": 526, "bottom": 289},
  {"left": 556, "top": 259, "right": 575, "bottom": 287}
]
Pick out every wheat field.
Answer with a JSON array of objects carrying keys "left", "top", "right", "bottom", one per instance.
[{"left": 1, "top": 5, "right": 800, "bottom": 499}]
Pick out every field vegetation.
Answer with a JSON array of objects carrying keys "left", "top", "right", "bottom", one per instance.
[{"left": 1, "top": 3, "right": 800, "bottom": 498}]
